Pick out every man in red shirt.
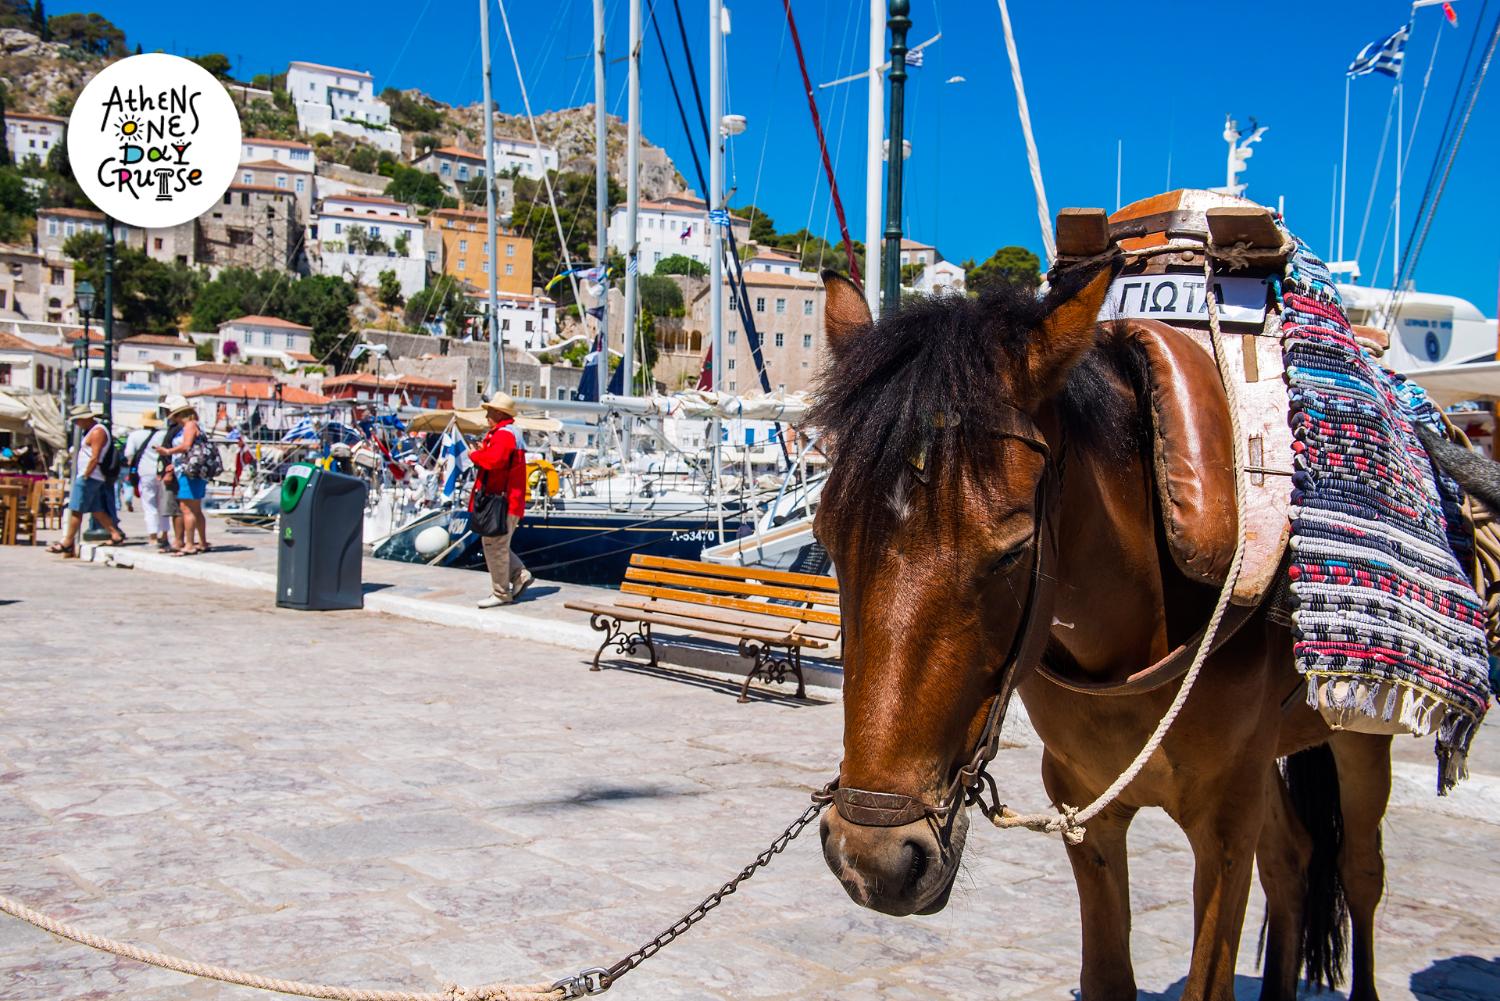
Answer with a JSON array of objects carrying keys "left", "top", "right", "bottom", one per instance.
[{"left": 469, "top": 392, "right": 535, "bottom": 607}]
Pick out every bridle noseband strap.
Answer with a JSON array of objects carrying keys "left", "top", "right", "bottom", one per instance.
[{"left": 828, "top": 413, "right": 1060, "bottom": 837}]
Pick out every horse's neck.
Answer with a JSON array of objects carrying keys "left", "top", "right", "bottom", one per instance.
[{"left": 1049, "top": 437, "right": 1172, "bottom": 678}]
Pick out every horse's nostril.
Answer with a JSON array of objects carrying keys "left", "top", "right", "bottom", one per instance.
[{"left": 902, "top": 838, "right": 929, "bottom": 891}]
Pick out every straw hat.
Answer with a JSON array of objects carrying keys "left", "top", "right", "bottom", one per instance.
[
  {"left": 68, "top": 402, "right": 100, "bottom": 422},
  {"left": 140, "top": 412, "right": 163, "bottom": 429},
  {"left": 480, "top": 391, "right": 518, "bottom": 417},
  {"left": 166, "top": 400, "right": 198, "bottom": 421}
]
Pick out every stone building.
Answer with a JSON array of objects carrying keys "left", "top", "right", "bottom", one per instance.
[{"left": 199, "top": 184, "right": 302, "bottom": 273}]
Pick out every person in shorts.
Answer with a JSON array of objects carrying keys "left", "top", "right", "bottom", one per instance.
[{"left": 48, "top": 404, "right": 124, "bottom": 556}]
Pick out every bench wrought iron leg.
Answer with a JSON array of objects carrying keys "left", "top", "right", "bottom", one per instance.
[
  {"left": 737, "top": 639, "right": 805, "bottom": 703},
  {"left": 586, "top": 615, "right": 657, "bottom": 671}
]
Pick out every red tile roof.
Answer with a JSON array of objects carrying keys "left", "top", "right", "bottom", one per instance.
[
  {"left": 242, "top": 136, "right": 314, "bottom": 150},
  {"left": 322, "top": 372, "right": 454, "bottom": 391},
  {"left": 288, "top": 61, "right": 373, "bottom": 79},
  {"left": 221, "top": 315, "right": 313, "bottom": 332},
  {"left": 240, "top": 158, "right": 313, "bottom": 173},
  {"left": 423, "top": 146, "right": 485, "bottom": 162},
  {"left": 121, "top": 334, "right": 192, "bottom": 347},
  {"left": 180, "top": 362, "right": 279, "bottom": 378},
  {"left": 39, "top": 206, "right": 107, "bottom": 220},
  {"left": 324, "top": 193, "right": 404, "bottom": 206},
  {"left": 187, "top": 381, "right": 331, "bottom": 405},
  {"left": 0, "top": 331, "right": 51, "bottom": 352},
  {"left": 8, "top": 112, "right": 66, "bottom": 124}
]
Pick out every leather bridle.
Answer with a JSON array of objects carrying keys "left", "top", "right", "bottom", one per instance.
[{"left": 822, "top": 407, "right": 1061, "bottom": 850}]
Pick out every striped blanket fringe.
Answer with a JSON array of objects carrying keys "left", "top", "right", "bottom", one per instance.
[{"left": 1279, "top": 242, "right": 1492, "bottom": 792}]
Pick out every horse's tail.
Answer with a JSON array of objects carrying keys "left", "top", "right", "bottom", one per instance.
[
  {"left": 1285, "top": 743, "right": 1349, "bottom": 990},
  {"left": 1417, "top": 424, "right": 1500, "bottom": 512}
]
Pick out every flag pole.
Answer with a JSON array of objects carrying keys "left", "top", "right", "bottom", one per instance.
[
  {"left": 1337, "top": 73, "right": 1350, "bottom": 267},
  {"left": 1394, "top": 71, "right": 1403, "bottom": 290}
]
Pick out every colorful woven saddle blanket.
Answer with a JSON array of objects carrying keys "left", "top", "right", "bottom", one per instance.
[{"left": 1278, "top": 242, "right": 1491, "bottom": 791}]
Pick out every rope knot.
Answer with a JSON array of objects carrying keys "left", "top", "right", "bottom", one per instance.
[{"left": 1053, "top": 805, "right": 1086, "bottom": 846}]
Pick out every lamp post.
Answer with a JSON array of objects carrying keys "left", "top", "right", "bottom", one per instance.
[
  {"left": 74, "top": 280, "right": 95, "bottom": 408},
  {"left": 881, "top": 0, "right": 911, "bottom": 309}
]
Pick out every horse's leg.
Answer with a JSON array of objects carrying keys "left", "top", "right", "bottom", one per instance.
[
  {"left": 1254, "top": 764, "right": 1311, "bottom": 1001},
  {"left": 1176, "top": 766, "right": 1268, "bottom": 1001},
  {"left": 1329, "top": 731, "right": 1392, "bottom": 1001},
  {"left": 1043, "top": 750, "right": 1138, "bottom": 1001}
]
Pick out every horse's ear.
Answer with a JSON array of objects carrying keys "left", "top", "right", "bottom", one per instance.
[
  {"left": 822, "top": 270, "right": 872, "bottom": 360},
  {"left": 1028, "top": 262, "right": 1116, "bottom": 396}
]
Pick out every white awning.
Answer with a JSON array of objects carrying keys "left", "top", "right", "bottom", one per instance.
[{"left": 1406, "top": 361, "right": 1500, "bottom": 410}]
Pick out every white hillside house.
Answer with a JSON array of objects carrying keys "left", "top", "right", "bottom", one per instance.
[
  {"left": 607, "top": 193, "right": 750, "bottom": 271},
  {"left": 5, "top": 112, "right": 65, "bottom": 165},
  {"left": 492, "top": 136, "right": 559, "bottom": 179},
  {"left": 286, "top": 61, "right": 401, "bottom": 154},
  {"left": 315, "top": 194, "right": 428, "bottom": 297},
  {"left": 911, "top": 260, "right": 966, "bottom": 297}
]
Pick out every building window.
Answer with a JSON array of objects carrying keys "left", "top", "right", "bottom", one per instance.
[
  {"left": 504, "top": 264, "right": 513, "bottom": 276},
  {"left": 153, "top": 237, "right": 163, "bottom": 250},
  {"left": 802, "top": 333, "right": 812, "bottom": 348},
  {"left": 523, "top": 384, "right": 533, "bottom": 398},
  {"left": 775, "top": 298, "right": 786, "bottom": 314},
  {"left": 50, "top": 267, "right": 64, "bottom": 284},
  {"left": 426, "top": 250, "right": 437, "bottom": 263},
  {"left": 482, "top": 259, "right": 489, "bottom": 273},
  {"left": 334, "top": 222, "right": 342, "bottom": 234},
  {"left": 803, "top": 299, "right": 813, "bottom": 316},
  {"left": 505, "top": 243, "right": 515, "bottom": 257},
  {"left": 509, "top": 382, "right": 519, "bottom": 396},
  {"left": 524, "top": 320, "right": 534, "bottom": 332},
  {"left": 242, "top": 172, "right": 253, "bottom": 184},
  {"left": 0, "top": 363, "right": 9, "bottom": 385},
  {"left": 755, "top": 297, "right": 765, "bottom": 313},
  {"left": 276, "top": 175, "right": 287, "bottom": 189},
  {"left": 296, "top": 178, "right": 305, "bottom": 193},
  {"left": 726, "top": 358, "right": 735, "bottom": 370},
  {"left": 728, "top": 380, "right": 736, "bottom": 391},
  {"left": 286, "top": 334, "right": 294, "bottom": 348},
  {"left": 774, "top": 332, "right": 784, "bottom": 347},
  {"left": 459, "top": 240, "right": 468, "bottom": 253},
  {"left": 556, "top": 387, "right": 567, "bottom": 400},
  {"left": 728, "top": 330, "right": 736, "bottom": 345},
  {"left": 46, "top": 218, "right": 58, "bottom": 236}
]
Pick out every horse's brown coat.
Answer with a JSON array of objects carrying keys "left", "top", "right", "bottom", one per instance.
[{"left": 814, "top": 270, "right": 1392, "bottom": 1001}]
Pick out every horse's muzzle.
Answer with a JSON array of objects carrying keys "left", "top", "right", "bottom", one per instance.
[{"left": 819, "top": 802, "right": 967, "bottom": 916}]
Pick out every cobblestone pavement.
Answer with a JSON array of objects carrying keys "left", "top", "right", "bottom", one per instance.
[{"left": 2, "top": 545, "right": 1497, "bottom": 1001}]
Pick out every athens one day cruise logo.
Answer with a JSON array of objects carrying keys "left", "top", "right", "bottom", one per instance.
[{"left": 68, "top": 53, "right": 240, "bottom": 229}]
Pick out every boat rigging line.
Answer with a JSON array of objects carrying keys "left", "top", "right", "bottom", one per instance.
[{"left": 781, "top": 0, "right": 862, "bottom": 288}]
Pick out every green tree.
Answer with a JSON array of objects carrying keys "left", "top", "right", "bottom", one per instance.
[
  {"left": 655, "top": 253, "right": 706, "bottom": 278},
  {"left": 0, "top": 167, "right": 38, "bottom": 241},
  {"left": 42, "top": 143, "right": 85, "bottom": 207},
  {"left": 364, "top": 231, "right": 388, "bottom": 257},
  {"left": 347, "top": 145, "right": 378, "bottom": 174},
  {"left": 637, "top": 275, "right": 684, "bottom": 318},
  {"left": 344, "top": 224, "right": 368, "bottom": 255},
  {"left": 0, "top": 84, "right": 10, "bottom": 168},
  {"left": 900, "top": 262, "right": 924, "bottom": 286},
  {"left": 381, "top": 88, "right": 445, "bottom": 132},
  {"left": 281, "top": 275, "right": 357, "bottom": 364},
  {"left": 189, "top": 267, "right": 284, "bottom": 331},
  {"left": 967, "top": 245, "right": 1041, "bottom": 292},
  {"left": 376, "top": 269, "right": 404, "bottom": 312},
  {"left": 733, "top": 204, "right": 777, "bottom": 244},
  {"left": 404, "top": 274, "right": 469, "bottom": 339},
  {"left": 63, "top": 231, "right": 200, "bottom": 334},
  {"left": 393, "top": 231, "right": 410, "bottom": 257},
  {"left": 47, "top": 11, "right": 126, "bottom": 55},
  {"left": 191, "top": 53, "right": 232, "bottom": 79},
  {"left": 35, "top": 0, "right": 49, "bottom": 40},
  {"left": 383, "top": 163, "right": 450, "bottom": 209},
  {"left": 238, "top": 98, "right": 299, "bottom": 141}
]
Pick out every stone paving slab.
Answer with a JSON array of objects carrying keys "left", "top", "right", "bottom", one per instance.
[
  {"left": 1, "top": 545, "right": 1498, "bottom": 1000},
  {"left": 72, "top": 508, "right": 846, "bottom": 694}
]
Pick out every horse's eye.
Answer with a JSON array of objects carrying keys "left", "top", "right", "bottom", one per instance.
[{"left": 987, "top": 547, "right": 1026, "bottom": 576}]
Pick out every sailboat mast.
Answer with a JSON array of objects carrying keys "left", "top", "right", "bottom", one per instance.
[
  {"left": 593, "top": 0, "right": 609, "bottom": 398},
  {"left": 865, "top": 0, "right": 882, "bottom": 318},
  {"left": 709, "top": 0, "right": 724, "bottom": 394},
  {"left": 479, "top": 0, "right": 503, "bottom": 392},
  {"left": 623, "top": 0, "right": 642, "bottom": 399}
]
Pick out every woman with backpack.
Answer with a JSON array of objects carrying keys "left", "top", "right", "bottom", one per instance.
[{"left": 155, "top": 401, "right": 220, "bottom": 556}]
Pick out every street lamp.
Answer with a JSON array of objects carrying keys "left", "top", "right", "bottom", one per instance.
[{"left": 74, "top": 280, "right": 95, "bottom": 406}]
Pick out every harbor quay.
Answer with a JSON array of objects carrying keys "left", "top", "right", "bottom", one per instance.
[{"left": 1, "top": 537, "right": 1498, "bottom": 1001}]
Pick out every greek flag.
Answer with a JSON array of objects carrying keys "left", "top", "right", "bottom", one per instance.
[
  {"left": 439, "top": 424, "right": 471, "bottom": 498},
  {"left": 1348, "top": 25, "right": 1408, "bottom": 77},
  {"left": 626, "top": 255, "right": 639, "bottom": 276},
  {"left": 281, "top": 418, "right": 318, "bottom": 442},
  {"left": 707, "top": 208, "right": 730, "bottom": 228},
  {"left": 905, "top": 46, "right": 924, "bottom": 68}
]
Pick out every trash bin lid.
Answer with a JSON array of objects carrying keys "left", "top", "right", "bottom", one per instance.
[{"left": 280, "top": 463, "right": 316, "bottom": 513}]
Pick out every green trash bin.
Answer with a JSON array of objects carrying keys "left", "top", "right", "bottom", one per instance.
[{"left": 276, "top": 463, "right": 367, "bottom": 610}]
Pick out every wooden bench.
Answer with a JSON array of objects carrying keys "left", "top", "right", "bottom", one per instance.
[{"left": 565, "top": 554, "right": 840, "bottom": 702}]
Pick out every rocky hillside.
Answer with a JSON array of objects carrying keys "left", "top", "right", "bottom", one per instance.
[
  {"left": 395, "top": 92, "right": 686, "bottom": 201},
  {"left": 0, "top": 27, "right": 107, "bottom": 116}
]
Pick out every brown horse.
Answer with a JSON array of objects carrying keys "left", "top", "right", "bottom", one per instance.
[{"left": 811, "top": 265, "right": 1393, "bottom": 1001}]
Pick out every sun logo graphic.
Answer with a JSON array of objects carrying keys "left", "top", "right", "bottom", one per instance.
[{"left": 68, "top": 53, "right": 241, "bottom": 228}]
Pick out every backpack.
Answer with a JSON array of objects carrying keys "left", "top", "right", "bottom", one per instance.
[
  {"left": 184, "top": 433, "right": 224, "bottom": 480},
  {"left": 96, "top": 430, "right": 122, "bottom": 482}
]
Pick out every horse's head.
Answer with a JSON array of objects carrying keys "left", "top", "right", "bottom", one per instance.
[{"left": 812, "top": 264, "right": 1115, "bottom": 916}]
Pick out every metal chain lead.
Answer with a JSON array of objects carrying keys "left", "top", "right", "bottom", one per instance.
[{"left": 551, "top": 793, "right": 833, "bottom": 998}]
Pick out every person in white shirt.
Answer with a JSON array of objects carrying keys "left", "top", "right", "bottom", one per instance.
[{"left": 124, "top": 411, "right": 170, "bottom": 550}]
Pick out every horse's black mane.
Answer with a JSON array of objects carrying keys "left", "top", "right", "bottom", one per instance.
[{"left": 809, "top": 275, "right": 1141, "bottom": 528}]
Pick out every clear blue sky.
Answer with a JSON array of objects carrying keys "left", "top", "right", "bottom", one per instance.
[{"left": 63, "top": 1, "right": 1500, "bottom": 312}]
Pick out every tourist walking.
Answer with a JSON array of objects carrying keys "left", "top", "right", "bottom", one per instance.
[
  {"left": 47, "top": 404, "right": 124, "bottom": 556},
  {"left": 125, "top": 412, "right": 169, "bottom": 549},
  {"left": 156, "top": 399, "right": 215, "bottom": 556},
  {"left": 469, "top": 392, "right": 533, "bottom": 607}
]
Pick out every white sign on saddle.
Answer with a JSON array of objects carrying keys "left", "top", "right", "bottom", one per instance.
[{"left": 1100, "top": 275, "right": 1270, "bottom": 326}]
